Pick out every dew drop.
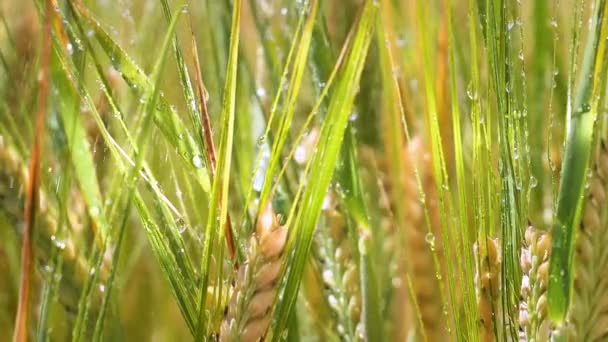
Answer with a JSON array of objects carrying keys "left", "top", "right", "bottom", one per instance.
[
  {"left": 582, "top": 103, "right": 592, "bottom": 112},
  {"left": 256, "top": 87, "right": 267, "bottom": 98},
  {"left": 322, "top": 269, "right": 334, "bottom": 286},
  {"left": 328, "top": 294, "right": 339, "bottom": 308},
  {"left": 529, "top": 176, "right": 538, "bottom": 188},
  {"left": 54, "top": 238, "right": 66, "bottom": 250},
  {"left": 90, "top": 206, "right": 100, "bottom": 218},
  {"left": 425, "top": 232, "right": 436, "bottom": 250},
  {"left": 192, "top": 155, "right": 204, "bottom": 169},
  {"left": 466, "top": 82, "right": 478, "bottom": 100},
  {"left": 294, "top": 145, "right": 307, "bottom": 164},
  {"left": 257, "top": 135, "right": 266, "bottom": 146}
]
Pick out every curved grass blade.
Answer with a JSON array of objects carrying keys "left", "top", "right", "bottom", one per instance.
[
  {"left": 269, "top": 3, "right": 377, "bottom": 339},
  {"left": 337, "top": 128, "right": 383, "bottom": 341},
  {"left": 196, "top": 0, "right": 241, "bottom": 338},
  {"left": 50, "top": 13, "right": 201, "bottom": 336},
  {"left": 90, "top": 7, "right": 185, "bottom": 340},
  {"left": 52, "top": 54, "right": 110, "bottom": 243},
  {"left": 238, "top": 0, "right": 308, "bottom": 223},
  {"left": 49, "top": 33, "right": 113, "bottom": 338},
  {"left": 158, "top": 0, "right": 206, "bottom": 153},
  {"left": 548, "top": 0, "right": 608, "bottom": 323},
  {"left": 190, "top": 25, "right": 237, "bottom": 261},
  {"left": 257, "top": 0, "right": 318, "bottom": 211},
  {"left": 69, "top": 0, "right": 211, "bottom": 193}
]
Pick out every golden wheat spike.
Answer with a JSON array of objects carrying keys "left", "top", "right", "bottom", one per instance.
[
  {"left": 220, "top": 205, "right": 286, "bottom": 342},
  {"left": 380, "top": 136, "right": 446, "bottom": 341},
  {"left": 568, "top": 142, "right": 608, "bottom": 341}
]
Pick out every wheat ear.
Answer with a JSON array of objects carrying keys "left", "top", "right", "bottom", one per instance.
[
  {"left": 316, "top": 194, "right": 362, "bottom": 340},
  {"left": 568, "top": 142, "right": 608, "bottom": 341},
  {"left": 220, "top": 205, "right": 286, "bottom": 342},
  {"left": 381, "top": 136, "right": 446, "bottom": 340},
  {"left": 475, "top": 237, "right": 501, "bottom": 342},
  {"left": 519, "top": 223, "right": 552, "bottom": 341}
]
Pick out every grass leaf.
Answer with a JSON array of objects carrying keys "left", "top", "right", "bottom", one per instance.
[
  {"left": 269, "top": 2, "right": 377, "bottom": 339},
  {"left": 548, "top": 0, "right": 608, "bottom": 323},
  {"left": 196, "top": 0, "right": 241, "bottom": 338}
]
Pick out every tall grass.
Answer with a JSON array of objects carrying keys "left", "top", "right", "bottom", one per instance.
[{"left": 1, "top": 0, "right": 608, "bottom": 341}]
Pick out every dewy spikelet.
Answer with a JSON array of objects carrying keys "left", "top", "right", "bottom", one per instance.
[
  {"left": 382, "top": 136, "right": 445, "bottom": 340},
  {"left": 317, "top": 193, "right": 362, "bottom": 340},
  {"left": 568, "top": 142, "right": 608, "bottom": 341},
  {"left": 221, "top": 205, "right": 287, "bottom": 342},
  {"left": 519, "top": 223, "right": 552, "bottom": 342},
  {"left": 475, "top": 237, "right": 501, "bottom": 342}
]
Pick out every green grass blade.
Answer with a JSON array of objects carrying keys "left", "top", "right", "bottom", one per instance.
[
  {"left": 51, "top": 44, "right": 110, "bottom": 246},
  {"left": 196, "top": 0, "right": 241, "bottom": 338},
  {"left": 50, "top": 12, "right": 202, "bottom": 336},
  {"left": 548, "top": 0, "right": 608, "bottom": 323},
  {"left": 479, "top": 0, "right": 524, "bottom": 334},
  {"left": 257, "top": 0, "right": 318, "bottom": 211},
  {"left": 269, "top": 3, "right": 377, "bottom": 339},
  {"left": 445, "top": 0, "right": 478, "bottom": 337},
  {"left": 70, "top": 1, "right": 211, "bottom": 193},
  {"left": 158, "top": 0, "right": 206, "bottom": 154},
  {"left": 338, "top": 128, "right": 383, "bottom": 341},
  {"left": 91, "top": 7, "right": 184, "bottom": 339}
]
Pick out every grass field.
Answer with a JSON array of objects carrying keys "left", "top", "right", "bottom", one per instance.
[{"left": 1, "top": 0, "right": 608, "bottom": 341}]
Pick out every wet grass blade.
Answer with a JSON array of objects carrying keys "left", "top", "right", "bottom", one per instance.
[
  {"left": 90, "top": 8, "right": 185, "bottom": 338},
  {"left": 257, "top": 0, "right": 318, "bottom": 210},
  {"left": 479, "top": 0, "right": 523, "bottom": 335},
  {"left": 190, "top": 24, "right": 237, "bottom": 261},
  {"left": 158, "top": 0, "right": 206, "bottom": 155},
  {"left": 445, "top": 0, "right": 478, "bottom": 336},
  {"left": 69, "top": 0, "right": 211, "bottom": 193},
  {"left": 337, "top": 128, "right": 383, "bottom": 341},
  {"left": 269, "top": 2, "right": 377, "bottom": 339},
  {"left": 548, "top": 0, "right": 608, "bottom": 323},
  {"left": 50, "top": 11, "right": 202, "bottom": 336},
  {"left": 196, "top": 0, "right": 240, "bottom": 338},
  {"left": 52, "top": 54, "right": 110, "bottom": 243}
]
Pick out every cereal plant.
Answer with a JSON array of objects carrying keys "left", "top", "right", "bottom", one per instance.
[{"left": 1, "top": 0, "right": 608, "bottom": 341}]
